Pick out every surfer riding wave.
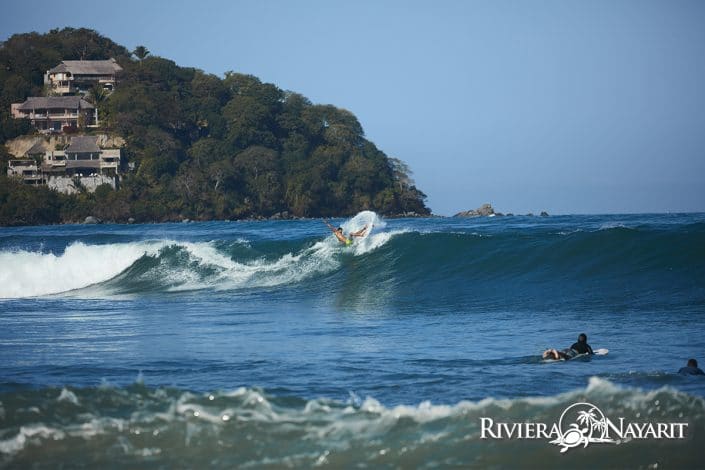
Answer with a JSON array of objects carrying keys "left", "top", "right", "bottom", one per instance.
[{"left": 324, "top": 219, "right": 370, "bottom": 246}]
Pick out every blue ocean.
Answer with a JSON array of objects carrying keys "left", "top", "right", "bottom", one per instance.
[{"left": 1, "top": 212, "right": 704, "bottom": 467}]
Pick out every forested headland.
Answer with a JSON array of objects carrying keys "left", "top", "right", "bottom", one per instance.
[{"left": 0, "top": 28, "right": 429, "bottom": 226}]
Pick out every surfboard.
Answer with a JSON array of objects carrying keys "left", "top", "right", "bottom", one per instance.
[{"left": 594, "top": 348, "right": 609, "bottom": 355}]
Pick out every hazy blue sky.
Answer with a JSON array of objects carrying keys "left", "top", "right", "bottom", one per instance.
[{"left": 2, "top": 0, "right": 704, "bottom": 215}]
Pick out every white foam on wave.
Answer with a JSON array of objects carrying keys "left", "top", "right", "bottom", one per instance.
[
  {"left": 295, "top": 378, "right": 704, "bottom": 428},
  {"left": 173, "top": 211, "right": 399, "bottom": 292},
  {"left": 57, "top": 388, "right": 79, "bottom": 405},
  {"left": 598, "top": 222, "right": 634, "bottom": 231},
  {"left": 0, "top": 212, "right": 401, "bottom": 298},
  {"left": 341, "top": 210, "right": 385, "bottom": 233},
  {"left": 0, "top": 241, "right": 165, "bottom": 298},
  {"left": 0, "top": 425, "right": 66, "bottom": 454},
  {"left": 168, "top": 238, "right": 341, "bottom": 292},
  {"left": 340, "top": 210, "right": 404, "bottom": 256}
]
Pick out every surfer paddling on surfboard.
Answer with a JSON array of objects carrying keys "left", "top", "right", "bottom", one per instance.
[
  {"left": 543, "top": 333, "right": 599, "bottom": 360},
  {"left": 323, "top": 219, "right": 369, "bottom": 246}
]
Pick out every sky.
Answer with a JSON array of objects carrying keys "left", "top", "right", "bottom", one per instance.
[{"left": 2, "top": 0, "right": 704, "bottom": 215}]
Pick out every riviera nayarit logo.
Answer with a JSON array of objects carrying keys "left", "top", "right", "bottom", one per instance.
[
  {"left": 550, "top": 402, "right": 616, "bottom": 452},
  {"left": 480, "top": 401, "right": 688, "bottom": 453}
]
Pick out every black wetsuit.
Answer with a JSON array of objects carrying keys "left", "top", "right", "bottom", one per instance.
[
  {"left": 678, "top": 366, "right": 705, "bottom": 376},
  {"left": 559, "top": 349, "right": 577, "bottom": 360},
  {"left": 570, "top": 341, "right": 594, "bottom": 355}
]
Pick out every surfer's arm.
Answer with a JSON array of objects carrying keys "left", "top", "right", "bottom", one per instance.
[
  {"left": 323, "top": 219, "right": 336, "bottom": 233},
  {"left": 351, "top": 225, "right": 368, "bottom": 237}
]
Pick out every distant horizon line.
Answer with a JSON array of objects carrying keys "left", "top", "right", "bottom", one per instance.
[
  {"left": 1, "top": 211, "right": 704, "bottom": 229},
  {"left": 439, "top": 210, "right": 705, "bottom": 217}
]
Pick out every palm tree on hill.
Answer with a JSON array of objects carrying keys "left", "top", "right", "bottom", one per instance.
[
  {"left": 89, "top": 83, "right": 107, "bottom": 105},
  {"left": 133, "top": 45, "right": 150, "bottom": 63}
]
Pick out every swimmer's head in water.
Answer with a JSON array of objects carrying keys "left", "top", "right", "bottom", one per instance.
[
  {"left": 578, "top": 333, "right": 587, "bottom": 342},
  {"left": 688, "top": 358, "right": 698, "bottom": 368}
]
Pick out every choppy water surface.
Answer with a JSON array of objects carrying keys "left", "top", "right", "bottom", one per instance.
[{"left": 1, "top": 212, "right": 704, "bottom": 467}]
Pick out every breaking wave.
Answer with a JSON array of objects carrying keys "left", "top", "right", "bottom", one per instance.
[
  {"left": 0, "top": 241, "right": 166, "bottom": 298},
  {"left": 0, "top": 378, "right": 703, "bottom": 467},
  {"left": 0, "top": 211, "right": 394, "bottom": 299},
  {"left": 1, "top": 212, "right": 703, "bottom": 300}
]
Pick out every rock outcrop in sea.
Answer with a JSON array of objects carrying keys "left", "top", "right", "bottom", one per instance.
[
  {"left": 454, "top": 204, "right": 495, "bottom": 217},
  {"left": 454, "top": 205, "right": 550, "bottom": 218}
]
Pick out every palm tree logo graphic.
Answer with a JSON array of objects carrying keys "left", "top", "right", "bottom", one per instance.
[{"left": 550, "top": 402, "right": 617, "bottom": 453}]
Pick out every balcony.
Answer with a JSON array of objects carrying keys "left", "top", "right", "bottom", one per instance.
[
  {"left": 51, "top": 85, "right": 73, "bottom": 94},
  {"left": 74, "top": 75, "right": 116, "bottom": 83},
  {"left": 100, "top": 160, "right": 119, "bottom": 169},
  {"left": 42, "top": 161, "right": 66, "bottom": 169},
  {"left": 8, "top": 160, "right": 36, "bottom": 169},
  {"left": 21, "top": 112, "right": 81, "bottom": 120}
]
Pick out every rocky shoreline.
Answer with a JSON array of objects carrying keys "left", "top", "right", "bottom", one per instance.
[{"left": 79, "top": 206, "right": 546, "bottom": 225}]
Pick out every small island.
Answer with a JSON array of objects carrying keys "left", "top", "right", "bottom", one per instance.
[
  {"left": 0, "top": 28, "right": 430, "bottom": 226},
  {"left": 454, "top": 204, "right": 549, "bottom": 218}
]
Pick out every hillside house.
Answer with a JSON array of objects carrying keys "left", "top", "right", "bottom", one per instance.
[
  {"left": 45, "top": 59, "right": 122, "bottom": 95},
  {"left": 7, "top": 159, "right": 42, "bottom": 185},
  {"left": 11, "top": 96, "right": 97, "bottom": 132},
  {"left": 7, "top": 136, "right": 122, "bottom": 193},
  {"left": 63, "top": 136, "right": 119, "bottom": 176}
]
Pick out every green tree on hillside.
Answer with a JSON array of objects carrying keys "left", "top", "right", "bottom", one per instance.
[
  {"left": 0, "top": 28, "right": 429, "bottom": 225},
  {"left": 133, "top": 45, "right": 150, "bottom": 61}
]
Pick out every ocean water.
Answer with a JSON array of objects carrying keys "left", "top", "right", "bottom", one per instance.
[{"left": 0, "top": 212, "right": 704, "bottom": 468}]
